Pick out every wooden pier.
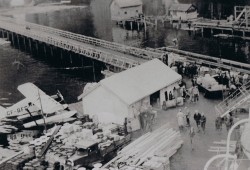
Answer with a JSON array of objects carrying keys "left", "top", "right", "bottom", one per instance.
[
  {"left": 192, "top": 6, "right": 250, "bottom": 37},
  {"left": 0, "top": 16, "right": 249, "bottom": 75},
  {"left": 147, "top": 47, "right": 250, "bottom": 74},
  {"left": 0, "top": 17, "right": 162, "bottom": 71}
]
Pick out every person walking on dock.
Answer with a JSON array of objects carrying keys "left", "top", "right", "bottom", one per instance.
[
  {"left": 225, "top": 113, "right": 234, "bottom": 132},
  {"left": 193, "top": 110, "right": 201, "bottom": 131},
  {"left": 200, "top": 113, "right": 206, "bottom": 133},
  {"left": 177, "top": 109, "right": 185, "bottom": 132},
  {"left": 192, "top": 86, "right": 199, "bottom": 103},
  {"left": 187, "top": 21, "right": 191, "bottom": 30},
  {"left": 185, "top": 107, "right": 190, "bottom": 127},
  {"left": 189, "top": 126, "right": 195, "bottom": 151},
  {"left": 215, "top": 114, "right": 222, "bottom": 131}
]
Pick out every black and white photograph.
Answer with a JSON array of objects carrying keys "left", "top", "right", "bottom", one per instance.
[{"left": 0, "top": 0, "right": 250, "bottom": 169}]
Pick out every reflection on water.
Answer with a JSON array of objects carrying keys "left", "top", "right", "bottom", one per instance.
[{"left": 23, "top": 0, "right": 250, "bottom": 64}]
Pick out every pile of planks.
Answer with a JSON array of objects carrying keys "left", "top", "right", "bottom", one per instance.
[
  {"left": 103, "top": 124, "right": 183, "bottom": 170},
  {"left": 208, "top": 140, "right": 236, "bottom": 154}
]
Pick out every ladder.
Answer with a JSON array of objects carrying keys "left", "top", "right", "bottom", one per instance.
[{"left": 215, "top": 81, "right": 250, "bottom": 117}]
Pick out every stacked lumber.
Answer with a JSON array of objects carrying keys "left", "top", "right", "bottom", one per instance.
[
  {"left": 103, "top": 124, "right": 183, "bottom": 170},
  {"left": 209, "top": 140, "right": 236, "bottom": 153}
]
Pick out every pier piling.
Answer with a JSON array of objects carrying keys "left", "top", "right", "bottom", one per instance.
[
  {"left": 29, "top": 39, "right": 32, "bottom": 53},
  {"left": 11, "top": 32, "right": 15, "bottom": 46},
  {"left": 17, "top": 35, "right": 21, "bottom": 50}
]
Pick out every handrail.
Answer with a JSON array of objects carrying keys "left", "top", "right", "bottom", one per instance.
[
  {"left": 0, "top": 19, "right": 142, "bottom": 69},
  {"left": 216, "top": 81, "right": 250, "bottom": 117},
  {"left": 158, "top": 47, "right": 250, "bottom": 74},
  {"left": 0, "top": 17, "right": 162, "bottom": 60}
]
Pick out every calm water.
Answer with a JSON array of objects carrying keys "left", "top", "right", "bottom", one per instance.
[{"left": 0, "top": 0, "right": 250, "bottom": 105}]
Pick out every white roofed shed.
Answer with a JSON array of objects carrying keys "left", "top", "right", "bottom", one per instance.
[{"left": 80, "top": 59, "right": 182, "bottom": 130}]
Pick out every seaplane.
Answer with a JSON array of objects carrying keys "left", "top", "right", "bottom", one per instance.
[{"left": 0, "top": 83, "right": 77, "bottom": 132}]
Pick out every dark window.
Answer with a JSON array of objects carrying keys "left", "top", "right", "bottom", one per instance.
[
  {"left": 136, "top": 10, "right": 138, "bottom": 13},
  {"left": 124, "top": 11, "right": 127, "bottom": 14}
]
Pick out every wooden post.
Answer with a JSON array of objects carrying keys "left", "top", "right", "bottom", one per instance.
[
  {"left": 44, "top": 44, "right": 47, "bottom": 57},
  {"left": 17, "top": 34, "right": 20, "bottom": 50},
  {"left": 211, "top": 2, "right": 214, "bottom": 19},
  {"left": 81, "top": 55, "right": 84, "bottom": 67},
  {"left": 137, "top": 22, "right": 140, "bottom": 31},
  {"left": 12, "top": 32, "right": 15, "bottom": 46},
  {"left": 243, "top": 30, "right": 245, "bottom": 37},
  {"left": 201, "top": 27, "right": 204, "bottom": 37},
  {"left": 211, "top": 29, "right": 213, "bottom": 35},
  {"left": 29, "top": 38, "right": 32, "bottom": 53},
  {"left": 234, "top": 6, "right": 237, "bottom": 20},
  {"left": 144, "top": 17, "right": 147, "bottom": 33},
  {"left": 130, "top": 21, "right": 133, "bottom": 30},
  {"left": 69, "top": 52, "right": 72, "bottom": 64},
  {"left": 92, "top": 60, "right": 96, "bottom": 82},
  {"left": 36, "top": 41, "right": 39, "bottom": 55},
  {"left": 7, "top": 31, "right": 9, "bottom": 41},
  {"left": 246, "top": 8, "right": 248, "bottom": 28},
  {"left": 23, "top": 37, "right": 27, "bottom": 52},
  {"left": 60, "top": 49, "right": 63, "bottom": 60},
  {"left": 50, "top": 46, "right": 53, "bottom": 57}
]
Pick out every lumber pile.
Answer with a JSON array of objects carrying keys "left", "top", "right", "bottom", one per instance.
[
  {"left": 103, "top": 124, "right": 183, "bottom": 170},
  {"left": 208, "top": 140, "right": 236, "bottom": 153}
]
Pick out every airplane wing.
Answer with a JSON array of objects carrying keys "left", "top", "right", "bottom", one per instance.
[
  {"left": 17, "top": 83, "right": 65, "bottom": 114},
  {"left": 23, "top": 110, "right": 77, "bottom": 128}
]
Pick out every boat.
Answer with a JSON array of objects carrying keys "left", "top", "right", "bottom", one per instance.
[{"left": 196, "top": 74, "right": 228, "bottom": 98}]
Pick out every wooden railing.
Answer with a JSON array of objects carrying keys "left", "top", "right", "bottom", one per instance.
[
  {"left": 0, "top": 17, "right": 162, "bottom": 60},
  {"left": 157, "top": 47, "right": 250, "bottom": 74},
  {"left": 0, "top": 19, "right": 141, "bottom": 69},
  {"left": 215, "top": 81, "right": 250, "bottom": 117}
]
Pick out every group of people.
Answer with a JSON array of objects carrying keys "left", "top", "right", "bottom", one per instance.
[
  {"left": 176, "top": 108, "right": 207, "bottom": 151},
  {"left": 176, "top": 108, "right": 206, "bottom": 133},
  {"left": 193, "top": 110, "right": 207, "bottom": 133},
  {"left": 215, "top": 112, "right": 238, "bottom": 132},
  {"left": 173, "top": 62, "right": 198, "bottom": 79}
]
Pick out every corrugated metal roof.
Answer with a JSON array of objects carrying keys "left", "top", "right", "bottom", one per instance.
[
  {"left": 100, "top": 59, "right": 182, "bottom": 105},
  {"left": 115, "top": 0, "right": 142, "bottom": 8},
  {"left": 169, "top": 3, "right": 194, "bottom": 12}
]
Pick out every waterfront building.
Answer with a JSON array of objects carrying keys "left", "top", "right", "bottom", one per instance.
[
  {"left": 110, "top": 0, "right": 143, "bottom": 21},
  {"left": 169, "top": 3, "right": 198, "bottom": 21},
  {"left": 80, "top": 59, "right": 182, "bottom": 131}
]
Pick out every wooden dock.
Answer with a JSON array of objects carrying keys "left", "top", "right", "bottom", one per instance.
[
  {"left": 0, "top": 17, "right": 162, "bottom": 70},
  {"left": 147, "top": 47, "right": 250, "bottom": 74}
]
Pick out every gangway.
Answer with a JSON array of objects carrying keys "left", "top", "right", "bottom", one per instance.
[
  {"left": 215, "top": 81, "right": 250, "bottom": 117},
  {"left": 234, "top": 6, "right": 250, "bottom": 28}
]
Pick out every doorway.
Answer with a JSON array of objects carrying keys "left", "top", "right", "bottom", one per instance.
[{"left": 150, "top": 90, "right": 160, "bottom": 106}]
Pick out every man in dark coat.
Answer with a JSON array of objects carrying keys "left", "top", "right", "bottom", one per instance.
[{"left": 194, "top": 110, "right": 201, "bottom": 131}]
